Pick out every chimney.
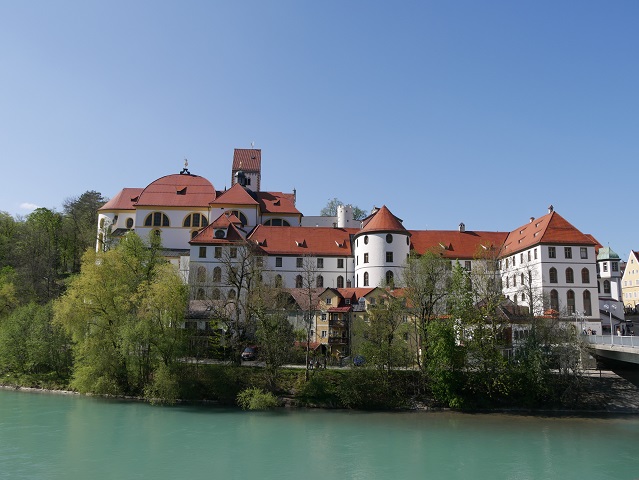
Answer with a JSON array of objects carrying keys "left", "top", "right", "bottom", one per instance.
[
  {"left": 548, "top": 204, "right": 554, "bottom": 214},
  {"left": 459, "top": 222, "right": 465, "bottom": 233},
  {"left": 529, "top": 217, "right": 534, "bottom": 223}
]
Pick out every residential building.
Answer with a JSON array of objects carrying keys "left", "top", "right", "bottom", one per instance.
[{"left": 622, "top": 250, "right": 639, "bottom": 311}]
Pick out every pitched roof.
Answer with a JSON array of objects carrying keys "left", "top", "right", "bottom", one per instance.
[
  {"left": 359, "top": 205, "right": 408, "bottom": 235},
  {"left": 248, "top": 225, "right": 356, "bottom": 256},
  {"left": 335, "top": 288, "right": 376, "bottom": 300},
  {"left": 232, "top": 149, "right": 261, "bottom": 172},
  {"left": 409, "top": 230, "right": 508, "bottom": 259},
  {"left": 501, "top": 211, "right": 595, "bottom": 256},
  {"left": 189, "top": 220, "right": 248, "bottom": 245},
  {"left": 597, "top": 246, "right": 620, "bottom": 261},
  {"left": 211, "top": 183, "right": 259, "bottom": 206},
  {"left": 99, "top": 188, "right": 143, "bottom": 211},
  {"left": 285, "top": 287, "right": 324, "bottom": 310},
  {"left": 135, "top": 173, "right": 215, "bottom": 207},
  {"left": 257, "top": 191, "right": 301, "bottom": 215}
]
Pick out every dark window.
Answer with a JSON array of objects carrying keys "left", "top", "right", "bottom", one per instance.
[
  {"left": 580, "top": 247, "right": 588, "bottom": 259},
  {"left": 363, "top": 272, "right": 369, "bottom": 286},
  {"left": 581, "top": 268, "right": 590, "bottom": 283},
  {"left": 564, "top": 247, "right": 572, "bottom": 259},
  {"left": 548, "top": 247, "right": 556, "bottom": 258},
  {"left": 230, "top": 247, "right": 237, "bottom": 258},
  {"left": 214, "top": 247, "right": 222, "bottom": 258},
  {"left": 566, "top": 268, "right": 574, "bottom": 283},
  {"left": 337, "top": 276, "right": 344, "bottom": 288},
  {"left": 566, "top": 290, "right": 575, "bottom": 315},
  {"left": 276, "top": 257, "right": 282, "bottom": 267},
  {"left": 213, "top": 267, "right": 221, "bottom": 283},
  {"left": 364, "top": 253, "right": 369, "bottom": 263},
  {"left": 296, "top": 275, "right": 303, "bottom": 288},
  {"left": 316, "top": 275, "right": 324, "bottom": 288},
  {"left": 297, "top": 258, "right": 303, "bottom": 268},
  {"left": 386, "top": 270, "right": 394, "bottom": 285},
  {"left": 199, "top": 247, "right": 206, "bottom": 258},
  {"left": 317, "top": 258, "right": 324, "bottom": 268},
  {"left": 550, "top": 290, "right": 559, "bottom": 311},
  {"left": 337, "top": 258, "right": 344, "bottom": 268},
  {"left": 386, "top": 234, "right": 393, "bottom": 243},
  {"left": 549, "top": 267, "right": 558, "bottom": 283},
  {"left": 583, "top": 290, "right": 592, "bottom": 316},
  {"left": 126, "top": 218, "right": 134, "bottom": 229},
  {"left": 386, "top": 252, "right": 393, "bottom": 263},
  {"left": 604, "top": 280, "right": 611, "bottom": 294}
]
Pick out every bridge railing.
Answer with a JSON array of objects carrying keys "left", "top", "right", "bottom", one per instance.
[{"left": 585, "top": 335, "right": 639, "bottom": 348}]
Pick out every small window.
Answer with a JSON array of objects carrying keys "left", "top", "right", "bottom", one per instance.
[
  {"left": 364, "top": 235, "right": 369, "bottom": 245},
  {"left": 213, "top": 267, "right": 221, "bottom": 283},
  {"left": 364, "top": 253, "right": 369, "bottom": 263},
  {"left": 566, "top": 268, "right": 574, "bottom": 283},
  {"left": 317, "top": 258, "right": 324, "bottom": 268},
  {"left": 326, "top": 297, "right": 332, "bottom": 305},
  {"left": 581, "top": 268, "right": 590, "bottom": 283},
  {"left": 534, "top": 248, "right": 537, "bottom": 260},
  {"left": 337, "top": 275, "right": 344, "bottom": 288},
  {"left": 214, "top": 247, "right": 222, "bottom": 258},
  {"left": 297, "top": 258, "right": 303, "bottom": 268},
  {"left": 520, "top": 253, "right": 524, "bottom": 263},
  {"left": 199, "top": 247, "right": 207, "bottom": 258},
  {"left": 464, "top": 261, "right": 471, "bottom": 271},
  {"left": 230, "top": 247, "right": 237, "bottom": 258},
  {"left": 295, "top": 275, "right": 303, "bottom": 288},
  {"left": 548, "top": 247, "right": 556, "bottom": 258},
  {"left": 580, "top": 247, "right": 588, "bottom": 259},
  {"left": 316, "top": 275, "right": 324, "bottom": 288},
  {"left": 527, "top": 251, "right": 531, "bottom": 262},
  {"left": 126, "top": 218, "right": 134, "bottom": 229},
  {"left": 386, "top": 270, "right": 394, "bottom": 285},
  {"left": 276, "top": 257, "right": 282, "bottom": 267},
  {"left": 604, "top": 280, "right": 611, "bottom": 294},
  {"left": 386, "top": 234, "right": 393, "bottom": 243},
  {"left": 363, "top": 272, "right": 369, "bottom": 286},
  {"left": 386, "top": 252, "right": 393, "bottom": 263},
  {"left": 337, "top": 258, "right": 344, "bottom": 268},
  {"left": 564, "top": 247, "right": 572, "bottom": 259},
  {"left": 603, "top": 263, "right": 608, "bottom": 272},
  {"left": 612, "top": 262, "right": 619, "bottom": 272}
]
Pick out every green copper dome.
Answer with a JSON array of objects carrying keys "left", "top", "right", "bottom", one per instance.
[{"left": 597, "top": 246, "right": 620, "bottom": 261}]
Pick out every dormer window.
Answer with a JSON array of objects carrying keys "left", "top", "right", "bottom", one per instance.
[{"left": 214, "top": 229, "right": 226, "bottom": 239}]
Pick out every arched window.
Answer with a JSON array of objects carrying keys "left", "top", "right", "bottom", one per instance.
[
  {"left": 275, "top": 275, "right": 283, "bottom": 288},
  {"left": 604, "top": 280, "right": 611, "bottom": 294},
  {"left": 581, "top": 268, "right": 590, "bottom": 284},
  {"left": 211, "top": 288, "right": 221, "bottom": 300},
  {"left": 505, "top": 276, "right": 509, "bottom": 288},
  {"left": 550, "top": 289, "right": 559, "bottom": 311},
  {"left": 566, "top": 268, "right": 574, "bottom": 283},
  {"left": 337, "top": 276, "right": 344, "bottom": 288},
  {"left": 126, "top": 218, "right": 134, "bottom": 229},
  {"left": 386, "top": 270, "right": 394, "bottom": 286},
  {"left": 196, "top": 288, "right": 205, "bottom": 300},
  {"left": 191, "top": 230, "right": 199, "bottom": 239},
  {"left": 144, "top": 212, "right": 170, "bottom": 227},
  {"left": 583, "top": 290, "right": 592, "bottom": 316},
  {"left": 513, "top": 294, "right": 518, "bottom": 303},
  {"left": 230, "top": 210, "right": 248, "bottom": 226},
  {"left": 296, "top": 275, "right": 303, "bottom": 288},
  {"left": 316, "top": 275, "right": 323, "bottom": 288},
  {"left": 364, "top": 235, "right": 369, "bottom": 245},
  {"left": 183, "top": 213, "right": 209, "bottom": 228},
  {"left": 363, "top": 272, "right": 369, "bottom": 287},
  {"left": 228, "top": 289, "right": 236, "bottom": 300},
  {"left": 521, "top": 273, "right": 525, "bottom": 285},
  {"left": 196, "top": 266, "right": 206, "bottom": 283},
  {"left": 513, "top": 275, "right": 517, "bottom": 287},
  {"left": 566, "top": 290, "right": 575, "bottom": 314},
  {"left": 549, "top": 267, "right": 558, "bottom": 283},
  {"left": 264, "top": 218, "right": 291, "bottom": 226},
  {"left": 386, "top": 234, "right": 393, "bottom": 243},
  {"left": 213, "top": 267, "right": 222, "bottom": 283}
]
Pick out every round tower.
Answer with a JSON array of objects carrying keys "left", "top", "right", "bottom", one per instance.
[{"left": 353, "top": 205, "right": 410, "bottom": 288}]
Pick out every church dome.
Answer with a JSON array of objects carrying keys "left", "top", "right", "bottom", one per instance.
[{"left": 136, "top": 173, "right": 216, "bottom": 207}]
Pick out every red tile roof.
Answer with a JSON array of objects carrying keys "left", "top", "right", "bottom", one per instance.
[
  {"left": 232, "top": 149, "right": 261, "bottom": 172},
  {"left": 359, "top": 205, "right": 408, "bottom": 235},
  {"left": 248, "top": 226, "right": 357, "bottom": 256},
  {"left": 335, "top": 288, "right": 376, "bottom": 300},
  {"left": 409, "top": 230, "right": 508, "bottom": 259},
  {"left": 189, "top": 220, "right": 247, "bottom": 245},
  {"left": 99, "top": 188, "right": 143, "bottom": 211},
  {"left": 501, "top": 211, "right": 595, "bottom": 257},
  {"left": 135, "top": 173, "right": 215, "bottom": 207},
  {"left": 257, "top": 191, "right": 301, "bottom": 215},
  {"left": 211, "top": 183, "right": 259, "bottom": 206}
]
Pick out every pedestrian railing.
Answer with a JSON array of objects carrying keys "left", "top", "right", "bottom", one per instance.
[{"left": 585, "top": 335, "right": 639, "bottom": 348}]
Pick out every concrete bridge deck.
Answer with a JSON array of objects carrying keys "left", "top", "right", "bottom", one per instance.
[{"left": 585, "top": 335, "right": 639, "bottom": 365}]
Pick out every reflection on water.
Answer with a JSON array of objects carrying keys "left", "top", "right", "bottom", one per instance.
[{"left": 1, "top": 389, "right": 639, "bottom": 480}]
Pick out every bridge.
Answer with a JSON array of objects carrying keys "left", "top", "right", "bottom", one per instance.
[{"left": 585, "top": 335, "right": 639, "bottom": 365}]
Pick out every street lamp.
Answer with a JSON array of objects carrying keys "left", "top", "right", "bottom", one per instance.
[{"left": 604, "top": 304, "right": 616, "bottom": 345}]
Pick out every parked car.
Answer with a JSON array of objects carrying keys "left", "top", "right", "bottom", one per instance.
[{"left": 241, "top": 346, "right": 257, "bottom": 361}]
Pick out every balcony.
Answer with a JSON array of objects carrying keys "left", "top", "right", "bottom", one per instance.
[{"left": 328, "top": 336, "right": 348, "bottom": 345}]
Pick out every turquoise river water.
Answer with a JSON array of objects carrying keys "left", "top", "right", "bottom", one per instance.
[{"left": 1, "top": 388, "right": 639, "bottom": 480}]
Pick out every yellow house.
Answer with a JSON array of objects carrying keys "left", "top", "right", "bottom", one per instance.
[{"left": 622, "top": 250, "right": 639, "bottom": 310}]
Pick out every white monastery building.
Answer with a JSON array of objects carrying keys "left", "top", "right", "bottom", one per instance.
[{"left": 97, "top": 148, "right": 622, "bottom": 331}]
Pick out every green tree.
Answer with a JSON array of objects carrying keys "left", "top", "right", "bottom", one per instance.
[
  {"left": 0, "top": 211, "right": 18, "bottom": 269},
  {"left": 61, "top": 191, "right": 108, "bottom": 273},
  {"left": 320, "top": 198, "right": 367, "bottom": 220},
  {"left": 402, "top": 250, "right": 451, "bottom": 369},
  {"left": 353, "top": 292, "right": 412, "bottom": 374},
  {"left": 0, "top": 302, "right": 71, "bottom": 376},
  {"left": 54, "top": 233, "right": 188, "bottom": 396},
  {"left": 14, "top": 208, "right": 63, "bottom": 302}
]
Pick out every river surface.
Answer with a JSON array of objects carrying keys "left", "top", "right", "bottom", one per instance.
[{"left": 1, "top": 388, "right": 638, "bottom": 480}]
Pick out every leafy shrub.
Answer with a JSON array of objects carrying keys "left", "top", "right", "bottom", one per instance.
[{"left": 236, "top": 387, "right": 278, "bottom": 410}]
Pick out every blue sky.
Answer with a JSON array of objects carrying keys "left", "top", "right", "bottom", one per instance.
[{"left": 1, "top": 1, "right": 637, "bottom": 257}]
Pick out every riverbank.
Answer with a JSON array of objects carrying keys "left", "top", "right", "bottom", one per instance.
[{"left": 3, "top": 367, "right": 639, "bottom": 414}]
